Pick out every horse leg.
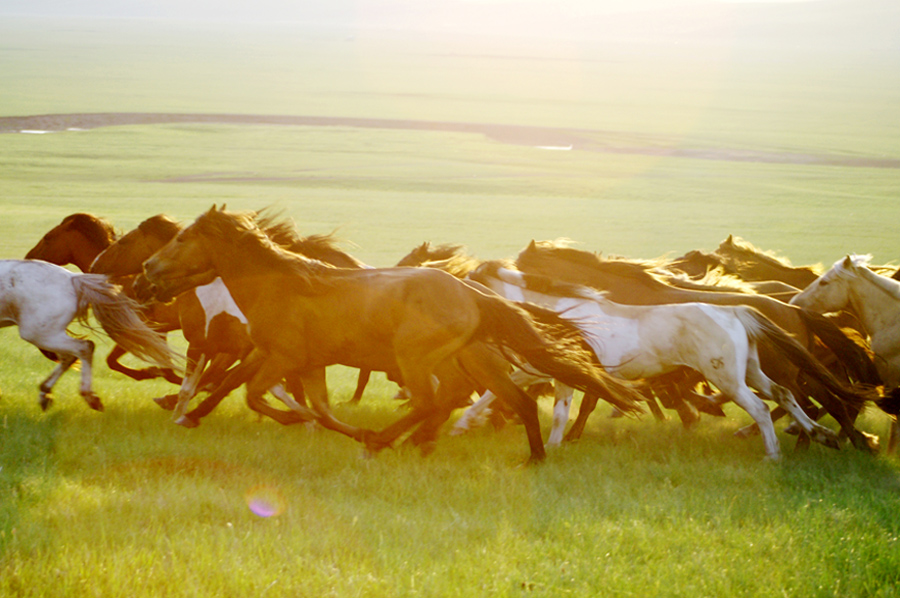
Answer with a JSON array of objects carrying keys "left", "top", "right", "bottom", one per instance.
[
  {"left": 405, "top": 363, "right": 478, "bottom": 454},
  {"left": 457, "top": 349, "right": 546, "bottom": 464},
  {"left": 347, "top": 369, "right": 372, "bottom": 404},
  {"left": 296, "top": 368, "right": 367, "bottom": 441},
  {"left": 745, "top": 357, "right": 840, "bottom": 450},
  {"left": 29, "top": 330, "right": 97, "bottom": 411},
  {"left": 449, "top": 388, "right": 498, "bottom": 435},
  {"left": 177, "top": 350, "right": 266, "bottom": 427},
  {"left": 106, "top": 343, "right": 182, "bottom": 384},
  {"left": 171, "top": 348, "right": 208, "bottom": 420},
  {"left": 564, "top": 389, "right": 600, "bottom": 442},
  {"left": 242, "top": 357, "right": 314, "bottom": 426},
  {"left": 547, "top": 383, "right": 574, "bottom": 447}
]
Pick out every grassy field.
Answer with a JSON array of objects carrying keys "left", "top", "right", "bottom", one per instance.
[{"left": 2, "top": 11, "right": 900, "bottom": 597}]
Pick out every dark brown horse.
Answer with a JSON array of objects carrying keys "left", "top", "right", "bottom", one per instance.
[
  {"left": 25, "top": 213, "right": 118, "bottom": 272},
  {"left": 516, "top": 240, "right": 885, "bottom": 452},
  {"left": 713, "top": 235, "right": 822, "bottom": 290},
  {"left": 142, "top": 206, "right": 645, "bottom": 463}
]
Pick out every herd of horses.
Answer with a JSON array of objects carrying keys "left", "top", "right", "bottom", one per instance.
[{"left": 6, "top": 205, "right": 900, "bottom": 463}]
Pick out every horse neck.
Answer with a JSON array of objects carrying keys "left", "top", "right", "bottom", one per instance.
[{"left": 72, "top": 237, "right": 110, "bottom": 272}]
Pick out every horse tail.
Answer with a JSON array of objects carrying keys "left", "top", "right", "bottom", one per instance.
[
  {"left": 72, "top": 274, "right": 182, "bottom": 371},
  {"left": 735, "top": 307, "right": 875, "bottom": 410},
  {"left": 793, "top": 308, "right": 882, "bottom": 385},
  {"left": 470, "top": 290, "right": 644, "bottom": 416}
]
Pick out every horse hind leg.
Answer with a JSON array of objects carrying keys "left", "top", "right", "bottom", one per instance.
[
  {"left": 33, "top": 335, "right": 97, "bottom": 411},
  {"left": 745, "top": 354, "right": 841, "bottom": 451}
]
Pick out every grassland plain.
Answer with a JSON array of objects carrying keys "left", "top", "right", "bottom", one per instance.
[{"left": 1, "top": 12, "right": 900, "bottom": 597}]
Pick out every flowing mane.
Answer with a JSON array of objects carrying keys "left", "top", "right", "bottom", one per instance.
[
  {"left": 195, "top": 209, "right": 335, "bottom": 295},
  {"left": 716, "top": 235, "right": 822, "bottom": 278},
  {"left": 254, "top": 209, "right": 366, "bottom": 269},
  {"left": 516, "top": 240, "right": 685, "bottom": 293}
]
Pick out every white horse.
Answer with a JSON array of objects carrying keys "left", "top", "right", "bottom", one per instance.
[
  {"left": 0, "top": 259, "right": 179, "bottom": 411},
  {"left": 455, "top": 262, "right": 854, "bottom": 460},
  {"left": 790, "top": 254, "right": 900, "bottom": 450}
]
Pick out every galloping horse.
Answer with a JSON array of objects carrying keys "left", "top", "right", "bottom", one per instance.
[
  {"left": 25, "top": 213, "right": 182, "bottom": 385},
  {"left": 0, "top": 260, "right": 178, "bottom": 411},
  {"left": 458, "top": 262, "right": 871, "bottom": 459},
  {"left": 92, "top": 212, "right": 369, "bottom": 421},
  {"left": 142, "top": 206, "right": 644, "bottom": 462},
  {"left": 515, "top": 240, "right": 885, "bottom": 452},
  {"left": 791, "top": 254, "right": 900, "bottom": 451}
]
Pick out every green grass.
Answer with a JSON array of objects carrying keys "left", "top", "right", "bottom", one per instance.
[{"left": 2, "top": 15, "right": 900, "bottom": 597}]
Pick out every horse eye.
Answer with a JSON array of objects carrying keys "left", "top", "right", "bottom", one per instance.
[{"left": 819, "top": 280, "right": 829, "bottom": 287}]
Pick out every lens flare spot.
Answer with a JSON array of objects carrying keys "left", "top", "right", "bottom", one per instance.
[{"left": 245, "top": 485, "right": 286, "bottom": 517}]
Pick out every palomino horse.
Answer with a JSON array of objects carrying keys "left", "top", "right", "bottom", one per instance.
[
  {"left": 25, "top": 213, "right": 182, "bottom": 385},
  {"left": 515, "top": 240, "right": 885, "bottom": 452},
  {"left": 92, "top": 212, "right": 368, "bottom": 421},
  {"left": 791, "top": 254, "right": 900, "bottom": 451},
  {"left": 0, "top": 260, "right": 178, "bottom": 411},
  {"left": 457, "top": 262, "right": 871, "bottom": 459},
  {"left": 141, "top": 206, "right": 644, "bottom": 462}
]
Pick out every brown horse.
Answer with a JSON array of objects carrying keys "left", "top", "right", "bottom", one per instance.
[
  {"left": 516, "top": 240, "right": 886, "bottom": 452},
  {"left": 25, "top": 213, "right": 118, "bottom": 272},
  {"left": 92, "top": 212, "right": 370, "bottom": 419},
  {"left": 24, "top": 213, "right": 182, "bottom": 384},
  {"left": 142, "top": 206, "right": 644, "bottom": 462}
]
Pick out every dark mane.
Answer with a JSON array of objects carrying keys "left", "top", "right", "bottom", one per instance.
[{"left": 63, "top": 213, "right": 118, "bottom": 247}]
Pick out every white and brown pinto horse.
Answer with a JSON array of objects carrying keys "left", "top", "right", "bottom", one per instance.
[
  {"left": 458, "top": 262, "right": 874, "bottom": 460},
  {"left": 791, "top": 254, "right": 900, "bottom": 450},
  {"left": 0, "top": 260, "right": 178, "bottom": 411}
]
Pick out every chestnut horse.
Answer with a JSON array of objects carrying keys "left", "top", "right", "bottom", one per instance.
[
  {"left": 25, "top": 213, "right": 182, "bottom": 385},
  {"left": 515, "top": 240, "right": 885, "bottom": 452},
  {"left": 142, "top": 206, "right": 644, "bottom": 462}
]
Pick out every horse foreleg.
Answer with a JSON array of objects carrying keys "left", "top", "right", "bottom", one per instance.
[
  {"left": 449, "top": 389, "right": 497, "bottom": 435},
  {"left": 171, "top": 349, "right": 208, "bottom": 420},
  {"left": 177, "top": 350, "right": 266, "bottom": 427}
]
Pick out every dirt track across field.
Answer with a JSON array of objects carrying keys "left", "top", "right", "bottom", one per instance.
[{"left": 2, "top": 112, "right": 898, "bottom": 169}]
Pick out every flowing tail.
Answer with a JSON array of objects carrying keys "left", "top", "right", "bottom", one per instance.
[
  {"left": 796, "top": 308, "right": 882, "bottom": 385},
  {"left": 470, "top": 290, "right": 644, "bottom": 416},
  {"left": 735, "top": 307, "right": 876, "bottom": 411},
  {"left": 73, "top": 274, "right": 182, "bottom": 372}
]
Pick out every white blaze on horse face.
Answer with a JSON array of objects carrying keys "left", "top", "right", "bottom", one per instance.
[{"left": 194, "top": 278, "right": 248, "bottom": 336}]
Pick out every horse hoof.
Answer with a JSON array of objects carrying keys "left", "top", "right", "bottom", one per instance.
[
  {"left": 153, "top": 395, "right": 177, "bottom": 411},
  {"left": 83, "top": 394, "right": 104, "bottom": 412},
  {"left": 39, "top": 394, "right": 53, "bottom": 411},
  {"left": 174, "top": 415, "right": 199, "bottom": 428}
]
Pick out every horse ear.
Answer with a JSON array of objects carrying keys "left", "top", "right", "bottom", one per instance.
[
  {"left": 842, "top": 255, "right": 854, "bottom": 268},
  {"left": 725, "top": 234, "right": 734, "bottom": 245},
  {"left": 527, "top": 239, "right": 537, "bottom": 250}
]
